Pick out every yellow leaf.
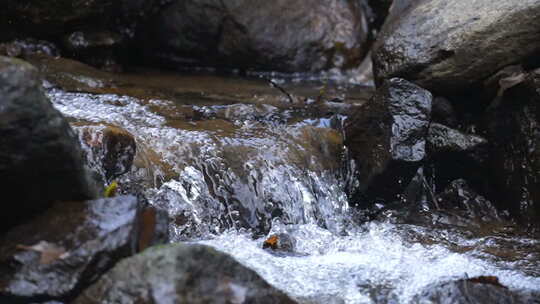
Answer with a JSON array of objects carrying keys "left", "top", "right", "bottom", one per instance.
[{"left": 104, "top": 180, "right": 119, "bottom": 198}]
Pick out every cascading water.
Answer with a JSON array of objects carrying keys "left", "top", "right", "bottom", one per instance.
[{"left": 46, "top": 73, "right": 540, "bottom": 303}]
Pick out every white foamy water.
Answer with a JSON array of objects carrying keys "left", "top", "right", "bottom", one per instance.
[{"left": 48, "top": 88, "right": 540, "bottom": 303}]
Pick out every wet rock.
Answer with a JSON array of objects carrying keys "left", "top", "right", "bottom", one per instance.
[
  {"left": 345, "top": 78, "right": 432, "bottom": 203},
  {"left": 426, "top": 123, "right": 488, "bottom": 190},
  {"left": 64, "top": 31, "right": 122, "bottom": 52},
  {"left": 432, "top": 97, "right": 458, "bottom": 128},
  {"left": 389, "top": 172, "right": 506, "bottom": 230},
  {"left": 433, "top": 179, "right": 505, "bottom": 223},
  {"left": 62, "top": 30, "right": 124, "bottom": 71},
  {"left": 262, "top": 233, "right": 296, "bottom": 253},
  {"left": 412, "top": 277, "right": 539, "bottom": 304},
  {"left": 372, "top": 0, "right": 540, "bottom": 93},
  {"left": 483, "top": 65, "right": 527, "bottom": 105},
  {"left": 0, "top": 56, "right": 96, "bottom": 232},
  {"left": 0, "top": 39, "right": 60, "bottom": 59},
  {"left": 1, "top": 0, "right": 161, "bottom": 69},
  {"left": 484, "top": 70, "right": 540, "bottom": 229},
  {"left": 79, "top": 125, "right": 137, "bottom": 181},
  {"left": 141, "top": 0, "right": 370, "bottom": 73},
  {"left": 0, "top": 196, "right": 140, "bottom": 303},
  {"left": 73, "top": 243, "right": 296, "bottom": 304},
  {"left": 427, "top": 123, "right": 487, "bottom": 157}
]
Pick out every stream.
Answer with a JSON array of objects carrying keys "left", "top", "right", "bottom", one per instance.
[{"left": 40, "top": 57, "right": 540, "bottom": 304}]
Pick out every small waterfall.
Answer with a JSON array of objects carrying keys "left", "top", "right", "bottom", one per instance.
[
  {"left": 48, "top": 82, "right": 540, "bottom": 303},
  {"left": 48, "top": 88, "right": 354, "bottom": 239}
]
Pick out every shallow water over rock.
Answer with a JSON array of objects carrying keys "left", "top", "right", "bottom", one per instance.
[{"left": 40, "top": 62, "right": 540, "bottom": 303}]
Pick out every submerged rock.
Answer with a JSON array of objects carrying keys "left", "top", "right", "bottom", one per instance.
[
  {"left": 0, "top": 196, "right": 140, "bottom": 302},
  {"left": 262, "top": 233, "right": 296, "bottom": 253},
  {"left": 345, "top": 78, "right": 432, "bottom": 203},
  {"left": 372, "top": 0, "right": 540, "bottom": 93},
  {"left": 0, "top": 56, "right": 96, "bottom": 232},
  {"left": 484, "top": 69, "right": 540, "bottom": 230},
  {"left": 79, "top": 125, "right": 137, "bottom": 182},
  {"left": 141, "top": 0, "right": 370, "bottom": 72},
  {"left": 74, "top": 243, "right": 296, "bottom": 304},
  {"left": 413, "top": 277, "right": 539, "bottom": 304}
]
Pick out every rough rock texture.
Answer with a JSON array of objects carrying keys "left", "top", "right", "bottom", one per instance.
[
  {"left": 0, "top": 196, "right": 140, "bottom": 303},
  {"left": 74, "top": 243, "right": 296, "bottom": 304},
  {"left": 427, "top": 123, "right": 487, "bottom": 156},
  {"left": 79, "top": 125, "right": 137, "bottom": 182},
  {"left": 0, "top": 56, "right": 96, "bottom": 232},
  {"left": 433, "top": 179, "right": 504, "bottom": 223},
  {"left": 372, "top": 0, "right": 540, "bottom": 93},
  {"left": 0, "top": 39, "right": 60, "bottom": 58},
  {"left": 484, "top": 69, "right": 540, "bottom": 229},
  {"left": 413, "top": 277, "right": 540, "bottom": 304},
  {"left": 345, "top": 78, "right": 432, "bottom": 203},
  {"left": 426, "top": 123, "right": 489, "bottom": 192},
  {"left": 140, "top": 0, "right": 370, "bottom": 72}
]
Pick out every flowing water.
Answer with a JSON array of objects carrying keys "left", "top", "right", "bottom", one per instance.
[{"left": 40, "top": 59, "right": 540, "bottom": 303}]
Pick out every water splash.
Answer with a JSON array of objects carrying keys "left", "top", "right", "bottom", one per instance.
[{"left": 48, "top": 86, "right": 540, "bottom": 303}]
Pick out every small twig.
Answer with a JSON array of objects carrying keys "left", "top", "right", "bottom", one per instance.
[{"left": 267, "top": 79, "right": 294, "bottom": 104}]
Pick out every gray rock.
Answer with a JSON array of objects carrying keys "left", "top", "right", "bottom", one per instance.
[
  {"left": 0, "top": 196, "right": 140, "bottom": 302},
  {"left": 141, "top": 0, "right": 370, "bottom": 72},
  {"left": 0, "top": 56, "right": 96, "bottom": 232},
  {"left": 78, "top": 125, "right": 137, "bottom": 182},
  {"left": 427, "top": 123, "right": 487, "bottom": 155},
  {"left": 412, "top": 277, "right": 540, "bottom": 304},
  {"left": 484, "top": 70, "right": 540, "bottom": 231},
  {"left": 345, "top": 78, "right": 432, "bottom": 203},
  {"left": 425, "top": 123, "right": 489, "bottom": 197},
  {"left": 74, "top": 243, "right": 296, "bottom": 304},
  {"left": 434, "top": 179, "right": 505, "bottom": 224},
  {"left": 0, "top": 39, "right": 60, "bottom": 58},
  {"left": 372, "top": 0, "right": 540, "bottom": 93}
]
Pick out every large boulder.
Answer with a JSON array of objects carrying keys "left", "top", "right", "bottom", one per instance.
[
  {"left": 484, "top": 69, "right": 540, "bottom": 230},
  {"left": 140, "top": 0, "right": 370, "bottom": 72},
  {"left": 0, "top": 56, "right": 96, "bottom": 232},
  {"left": 372, "top": 0, "right": 540, "bottom": 93},
  {"left": 345, "top": 78, "right": 432, "bottom": 204},
  {"left": 0, "top": 196, "right": 141, "bottom": 302},
  {"left": 74, "top": 243, "right": 296, "bottom": 304}
]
